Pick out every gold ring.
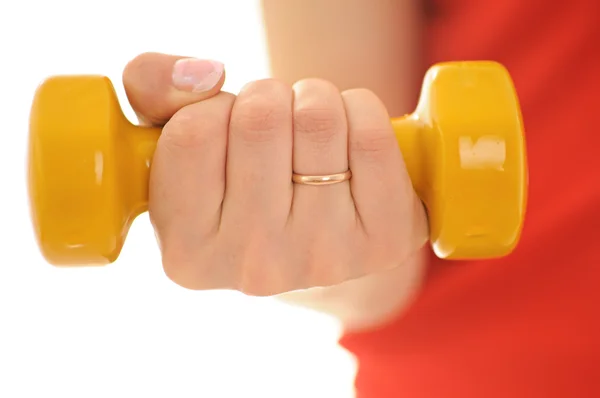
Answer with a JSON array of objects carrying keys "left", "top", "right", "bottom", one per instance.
[{"left": 292, "top": 170, "right": 352, "bottom": 185}]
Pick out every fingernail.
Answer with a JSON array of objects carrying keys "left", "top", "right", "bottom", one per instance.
[{"left": 172, "top": 58, "right": 224, "bottom": 93}]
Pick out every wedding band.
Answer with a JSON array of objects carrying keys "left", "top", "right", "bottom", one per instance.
[{"left": 292, "top": 170, "right": 352, "bottom": 186}]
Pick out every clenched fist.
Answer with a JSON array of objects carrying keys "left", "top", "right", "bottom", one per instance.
[{"left": 124, "top": 53, "right": 428, "bottom": 296}]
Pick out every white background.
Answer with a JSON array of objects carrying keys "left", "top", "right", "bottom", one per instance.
[{"left": 0, "top": 1, "right": 357, "bottom": 397}]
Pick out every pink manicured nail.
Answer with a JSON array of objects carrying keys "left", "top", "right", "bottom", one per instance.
[{"left": 172, "top": 58, "right": 224, "bottom": 92}]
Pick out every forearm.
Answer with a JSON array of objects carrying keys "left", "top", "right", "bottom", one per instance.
[{"left": 260, "top": 0, "right": 423, "bottom": 116}]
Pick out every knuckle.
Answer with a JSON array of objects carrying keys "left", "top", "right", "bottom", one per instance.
[
  {"left": 343, "top": 87, "right": 394, "bottom": 157},
  {"left": 350, "top": 128, "right": 395, "bottom": 157},
  {"left": 232, "top": 79, "right": 291, "bottom": 142},
  {"left": 163, "top": 112, "right": 211, "bottom": 149},
  {"left": 233, "top": 103, "right": 280, "bottom": 141},
  {"left": 293, "top": 106, "right": 343, "bottom": 144},
  {"left": 241, "top": 78, "right": 290, "bottom": 97},
  {"left": 161, "top": 104, "right": 222, "bottom": 149},
  {"left": 294, "top": 77, "right": 339, "bottom": 95},
  {"left": 342, "top": 87, "right": 380, "bottom": 103},
  {"left": 293, "top": 78, "right": 344, "bottom": 144}
]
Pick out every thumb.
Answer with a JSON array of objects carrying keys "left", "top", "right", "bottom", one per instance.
[{"left": 122, "top": 52, "right": 226, "bottom": 126}]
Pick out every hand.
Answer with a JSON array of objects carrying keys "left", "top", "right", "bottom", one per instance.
[{"left": 123, "top": 52, "right": 429, "bottom": 296}]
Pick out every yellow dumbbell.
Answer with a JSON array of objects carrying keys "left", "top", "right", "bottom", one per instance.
[{"left": 28, "top": 61, "right": 527, "bottom": 266}]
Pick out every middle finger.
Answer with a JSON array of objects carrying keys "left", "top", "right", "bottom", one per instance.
[{"left": 222, "top": 79, "right": 293, "bottom": 228}]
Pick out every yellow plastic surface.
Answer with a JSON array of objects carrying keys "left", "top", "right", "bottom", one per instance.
[
  {"left": 392, "top": 62, "right": 527, "bottom": 259},
  {"left": 27, "top": 61, "right": 527, "bottom": 266},
  {"left": 28, "top": 76, "right": 160, "bottom": 265}
]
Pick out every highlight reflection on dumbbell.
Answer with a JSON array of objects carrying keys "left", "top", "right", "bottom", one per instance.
[{"left": 27, "top": 61, "right": 527, "bottom": 266}]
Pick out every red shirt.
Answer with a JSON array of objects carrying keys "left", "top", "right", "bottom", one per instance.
[{"left": 339, "top": 1, "right": 600, "bottom": 397}]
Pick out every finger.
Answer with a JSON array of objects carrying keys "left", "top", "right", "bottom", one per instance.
[
  {"left": 221, "top": 79, "right": 293, "bottom": 227},
  {"left": 342, "top": 89, "right": 427, "bottom": 240},
  {"left": 122, "top": 52, "right": 225, "bottom": 126},
  {"left": 287, "top": 79, "right": 354, "bottom": 287},
  {"left": 150, "top": 92, "right": 236, "bottom": 285},
  {"left": 291, "top": 79, "right": 352, "bottom": 211}
]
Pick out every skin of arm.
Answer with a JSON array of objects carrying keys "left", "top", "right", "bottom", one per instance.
[{"left": 259, "top": 0, "right": 428, "bottom": 332}]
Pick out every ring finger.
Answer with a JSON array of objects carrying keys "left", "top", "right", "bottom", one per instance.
[{"left": 291, "top": 79, "right": 352, "bottom": 214}]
